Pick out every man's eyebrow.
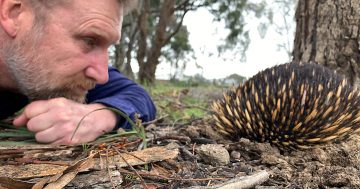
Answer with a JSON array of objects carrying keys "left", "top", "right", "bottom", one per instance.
[{"left": 85, "top": 26, "right": 120, "bottom": 44}]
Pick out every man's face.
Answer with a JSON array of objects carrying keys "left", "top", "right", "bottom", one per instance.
[{"left": 5, "top": 0, "right": 122, "bottom": 103}]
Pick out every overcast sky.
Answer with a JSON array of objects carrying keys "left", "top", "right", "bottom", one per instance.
[{"left": 155, "top": 1, "right": 296, "bottom": 80}]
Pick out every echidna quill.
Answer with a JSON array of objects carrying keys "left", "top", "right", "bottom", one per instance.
[{"left": 212, "top": 62, "right": 360, "bottom": 150}]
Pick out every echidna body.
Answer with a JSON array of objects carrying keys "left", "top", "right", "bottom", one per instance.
[{"left": 212, "top": 62, "right": 360, "bottom": 149}]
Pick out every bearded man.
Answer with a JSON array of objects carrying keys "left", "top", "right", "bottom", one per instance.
[{"left": 0, "top": 0, "right": 156, "bottom": 144}]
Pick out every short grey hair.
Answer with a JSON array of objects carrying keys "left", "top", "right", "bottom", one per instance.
[{"left": 28, "top": 0, "right": 137, "bottom": 21}]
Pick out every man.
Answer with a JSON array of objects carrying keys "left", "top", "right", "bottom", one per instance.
[{"left": 0, "top": 0, "right": 156, "bottom": 144}]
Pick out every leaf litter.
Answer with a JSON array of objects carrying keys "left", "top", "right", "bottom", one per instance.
[{"left": 0, "top": 86, "right": 358, "bottom": 188}]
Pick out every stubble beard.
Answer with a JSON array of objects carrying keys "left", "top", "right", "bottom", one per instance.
[{"left": 4, "top": 27, "right": 96, "bottom": 103}]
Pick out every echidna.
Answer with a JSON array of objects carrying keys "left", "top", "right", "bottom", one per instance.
[{"left": 212, "top": 62, "right": 360, "bottom": 149}]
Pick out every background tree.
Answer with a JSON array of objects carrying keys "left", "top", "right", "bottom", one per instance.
[
  {"left": 163, "top": 26, "right": 193, "bottom": 81},
  {"left": 272, "top": 0, "right": 297, "bottom": 61},
  {"left": 205, "top": 0, "right": 272, "bottom": 62},
  {"left": 112, "top": 0, "right": 283, "bottom": 84},
  {"left": 116, "top": 0, "right": 199, "bottom": 84},
  {"left": 293, "top": 0, "right": 360, "bottom": 86},
  {"left": 113, "top": 11, "right": 139, "bottom": 80}
]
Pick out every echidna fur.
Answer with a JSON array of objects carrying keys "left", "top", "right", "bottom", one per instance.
[{"left": 212, "top": 62, "right": 360, "bottom": 150}]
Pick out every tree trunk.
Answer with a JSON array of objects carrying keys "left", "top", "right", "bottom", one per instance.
[
  {"left": 138, "top": 0, "right": 176, "bottom": 84},
  {"left": 114, "top": 43, "right": 135, "bottom": 80},
  {"left": 123, "top": 24, "right": 138, "bottom": 81},
  {"left": 136, "top": 0, "right": 149, "bottom": 82},
  {"left": 113, "top": 43, "right": 125, "bottom": 73},
  {"left": 293, "top": 0, "right": 360, "bottom": 86}
]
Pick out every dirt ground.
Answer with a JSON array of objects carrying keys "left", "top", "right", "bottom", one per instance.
[
  {"left": 131, "top": 116, "right": 359, "bottom": 189},
  {"left": 14, "top": 117, "right": 357, "bottom": 189},
  {"left": 112, "top": 86, "right": 360, "bottom": 189},
  {"left": 1, "top": 86, "right": 359, "bottom": 189}
]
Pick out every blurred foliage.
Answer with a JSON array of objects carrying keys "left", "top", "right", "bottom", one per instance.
[
  {"left": 163, "top": 26, "right": 194, "bottom": 80},
  {"left": 113, "top": 0, "right": 296, "bottom": 83},
  {"left": 147, "top": 80, "right": 216, "bottom": 122},
  {"left": 273, "top": 0, "right": 298, "bottom": 61},
  {"left": 227, "top": 73, "right": 247, "bottom": 82},
  {"left": 204, "top": 0, "right": 271, "bottom": 58}
]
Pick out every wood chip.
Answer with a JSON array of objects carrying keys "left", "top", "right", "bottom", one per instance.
[{"left": 0, "top": 146, "right": 179, "bottom": 179}]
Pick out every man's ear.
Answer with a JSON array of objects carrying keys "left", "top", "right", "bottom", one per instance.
[{"left": 0, "top": 0, "right": 22, "bottom": 37}]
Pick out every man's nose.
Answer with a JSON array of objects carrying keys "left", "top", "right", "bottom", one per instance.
[{"left": 85, "top": 50, "right": 109, "bottom": 84}]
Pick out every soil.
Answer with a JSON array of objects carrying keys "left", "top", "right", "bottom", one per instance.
[
  {"left": 111, "top": 86, "right": 360, "bottom": 189},
  {"left": 1, "top": 86, "right": 360, "bottom": 189},
  {"left": 133, "top": 117, "right": 359, "bottom": 189}
]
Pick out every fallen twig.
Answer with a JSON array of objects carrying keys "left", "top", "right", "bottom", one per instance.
[
  {"left": 153, "top": 135, "right": 191, "bottom": 143},
  {"left": 187, "top": 170, "right": 270, "bottom": 189},
  {"left": 119, "top": 168, "right": 227, "bottom": 182},
  {"left": 112, "top": 146, "right": 149, "bottom": 189},
  {"left": 142, "top": 114, "right": 169, "bottom": 125},
  {"left": 14, "top": 159, "right": 72, "bottom": 166},
  {"left": 0, "top": 146, "right": 179, "bottom": 179}
]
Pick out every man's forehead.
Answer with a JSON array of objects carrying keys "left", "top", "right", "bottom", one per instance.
[
  {"left": 56, "top": 1, "right": 122, "bottom": 40},
  {"left": 70, "top": 1, "right": 123, "bottom": 20}
]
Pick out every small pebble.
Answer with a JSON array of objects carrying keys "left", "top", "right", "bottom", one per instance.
[
  {"left": 196, "top": 144, "right": 230, "bottom": 166},
  {"left": 230, "top": 151, "right": 241, "bottom": 159}
]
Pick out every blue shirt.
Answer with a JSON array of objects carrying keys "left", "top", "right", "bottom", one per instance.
[{"left": 0, "top": 67, "right": 157, "bottom": 130}]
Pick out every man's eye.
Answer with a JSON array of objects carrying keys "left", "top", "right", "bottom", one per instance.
[{"left": 83, "top": 37, "right": 98, "bottom": 47}]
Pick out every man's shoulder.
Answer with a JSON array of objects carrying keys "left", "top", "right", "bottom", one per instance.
[{"left": 108, "top": 66, "right": 120, "bottom": 73}]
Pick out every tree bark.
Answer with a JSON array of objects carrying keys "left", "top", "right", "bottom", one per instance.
[
  {"left": 138, "top": 0, "right": 176, "bottom": 84},
  {"left": 293, "top": 0, "right": 360, "bottom": 86},
  {"left": 113, "top": 43, "right": 136, "bottom": 80},
  {"left": 123, "top": 23, "right": 138, "bottom": 80},
  {"left": 136, "top": 0, "right": 150, "bottom": 83},
  {"left": 113, "top": 43, "right": 125, "bottom": 73}
]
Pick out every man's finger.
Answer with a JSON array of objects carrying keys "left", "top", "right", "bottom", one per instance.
[
  {"left": 23, "top": 100, "right": 50, "bottom": 118},
  {"left": 13, "top": 113, "right": 29, "bottom": 126},
  {"left": 35, "top": 126, "right": 63, "bottom": 143},
  {"left": 12, "top": 100, "right": 49, "bottom": 126}
]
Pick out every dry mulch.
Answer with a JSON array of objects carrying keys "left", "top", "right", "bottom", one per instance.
[
  {"left": 124, "top": 117, "right": 359, "bottom": 189},
  {"left": 1, "top": 86, "right": 359, "bottom": 188}
]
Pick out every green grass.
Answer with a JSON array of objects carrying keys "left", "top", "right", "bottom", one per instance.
[
  {"left": 146, "top": 80, "right": 215, "bottom": 123},
  {"left": 0, "top": 79, "right": 221, "bottom": 146},
  {"left": 0, "top": 122, "right": 36, "bottom": 145}
]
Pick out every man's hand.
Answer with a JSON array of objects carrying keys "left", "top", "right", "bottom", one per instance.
[{"left": 13, "top": 97, "right": 117, "bottom": 145}]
